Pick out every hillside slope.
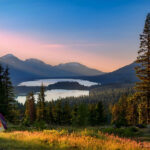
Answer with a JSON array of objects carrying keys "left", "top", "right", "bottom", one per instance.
[{"left": 82, "top": 62, "right": 138, "bottom": 85}]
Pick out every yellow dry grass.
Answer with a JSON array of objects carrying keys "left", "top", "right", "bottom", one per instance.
[{"left": 0, "top": 129, "right": 150, "bottom": 150}]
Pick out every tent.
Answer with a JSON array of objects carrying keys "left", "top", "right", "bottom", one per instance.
[{"left": 0, "top": 113, "right": 7, "bottom": 132}]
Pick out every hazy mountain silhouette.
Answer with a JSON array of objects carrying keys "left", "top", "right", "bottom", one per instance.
[
  {"left": 0, "top": 54, "right": 104, "bottom": 84},
  {"left": 82, "top": 62, "right": 138, "bottom": 85}
]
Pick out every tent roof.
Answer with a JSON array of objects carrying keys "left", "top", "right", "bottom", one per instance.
[{"left": 0, "top": 114, "right": 7, "bottom": 130}]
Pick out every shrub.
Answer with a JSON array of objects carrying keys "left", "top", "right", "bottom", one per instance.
[
  {"left": 33, "top": 121, "right": 47, "bottom": 130},
  {"left": 100, "top": 127, "right": 140, "bottom": 138}
]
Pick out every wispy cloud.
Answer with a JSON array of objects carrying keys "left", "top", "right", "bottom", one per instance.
[
  {"left": 42, "top": 44, "right": 65, "bottom": 48},
  {"left": 42, "top": 42, "right": 105, "bottom": 49},
  {"left": 68, "top": 43, "right": 105, "bottom": 47}
]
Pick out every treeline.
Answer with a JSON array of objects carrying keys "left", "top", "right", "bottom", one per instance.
[
  {"left": 24, "top": 84, "right": 106, "bottom": 126},
  {"left": 0, "top": 63, "right": 134, "bottom": 126},
  {"left": 111, "top": 94, "right": 138, "bottom": 127},
  {"left": 90, "top": 86, "right": 134, "bottom": 105},
  {"left": 0, "top": 64, "right": 17, "bottom": 121}
]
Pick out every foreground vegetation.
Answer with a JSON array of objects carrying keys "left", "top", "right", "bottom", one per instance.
[{"left": 0, "top": 127, "right": 150, "bottom": 150}]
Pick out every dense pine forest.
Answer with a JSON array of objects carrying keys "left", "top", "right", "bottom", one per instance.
[
  {"left": 0, "top": 64, "right": 135, "bottom": 127},
  {"left": 1, "top": 13, "right": 150, "bottom": 128}
]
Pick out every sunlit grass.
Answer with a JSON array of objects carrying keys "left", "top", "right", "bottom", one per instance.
[{"left": 0, "top": 129, "right": 150, "bottom": 150}]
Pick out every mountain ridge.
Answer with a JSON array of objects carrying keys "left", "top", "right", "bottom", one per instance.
[
  {"left": 0, "top": 54, "right": 104, "bottom": 84},
  {"left": 55, "top": 62, "right": 104, "bottom": 76},
  {"left": 0, "top": 54, "right": 138, "bottom": 85},
  {"left": 81, "top": 62, "right": 138, "bottom": 85}
]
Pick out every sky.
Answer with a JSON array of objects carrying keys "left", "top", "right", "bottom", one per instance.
[{"left": 0, "top": 0, "right": 150, "bottom": 72}]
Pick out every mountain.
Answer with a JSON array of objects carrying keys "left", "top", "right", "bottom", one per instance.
[
  {"left": 0, "top": 54, "right": 46, "bottom": 84},
  {"left": 24, "top": 58, "right": 78, "bottom": 77},
  {"left": 0, "top": 54, "right": 103, "bottom": 84},
  {"left": 55, "top": 62, "right": 104, "bottom": 76},
  {"left": 82, "top": 62, "right": 138, "bottom": 85}
]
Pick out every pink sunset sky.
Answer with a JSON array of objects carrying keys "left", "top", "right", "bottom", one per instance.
[{"left": 0, "top": 30, "right": 137, "bottom": 72}]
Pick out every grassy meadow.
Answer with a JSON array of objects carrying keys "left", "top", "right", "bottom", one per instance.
[{"left": 0, "top": 127, "right": 150, "bottom": 150}]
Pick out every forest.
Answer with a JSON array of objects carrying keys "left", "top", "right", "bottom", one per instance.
[{"left": 0, "top": 65, "right": 134, "bottom": 127}]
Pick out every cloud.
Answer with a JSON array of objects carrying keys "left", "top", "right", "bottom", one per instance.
[
  {"left": 42, "top": 43, "right": 104, "bottom": 49},
  {"left": 68, "top": 43, "right": 105, "bottom": 47},
  {"left": 42, "top": 44, "right": 65, "bottom": 48}
]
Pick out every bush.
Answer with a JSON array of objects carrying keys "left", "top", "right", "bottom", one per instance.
[
  {"left": 33, "top": 121, "right": 47, "bottom": 130},
  {"left": 100, "top": 127, "right": 140, "bottom": 138}
]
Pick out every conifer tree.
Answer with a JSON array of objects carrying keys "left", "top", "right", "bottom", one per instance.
[
  {"left": 0, "top": 64, "right": 5, "bottom": 115},
  {"left": 76, "top": 104, "right": 88, "bottom": 126},
  {"left": 126, "top": 95, "right": 139, "bottom": 125},
  {"left": 55, "top": 100, "right": 63, "bottom": 125},
  {"left": 96, "top": 101, "right": 105, "bottom": 125},
  {"left": 0, "top": 65, "right": 15, "bottom": 120},
  {"left": 88, "top": 104, "right": 97, "bottom": 126},
  {"left": 24, "top": 92, "right": 36, "bottom": 124},
  {"left": 111, "top": 95, "right": 128, "bottom": 127},
  {"left": 24, "top": 95, "right": 30, "bottom": 124},
  {"left": 46, "top": 102, "right": 54, "bottom": 124},
  {"left": 3, "top": 66, "right": 15, "bottom": 119},
  {"left": 135, "top": 13, "right": 150, "bottom": 124},
  {"left": 36, "top": 83, "right": 46, "bottom": 121},
  {"left": 71, "top": 104, "right": 78, "bottom": 126},
  {"left": 62, "top": 101, "right": 71, "bottom": 125},
  {"left": 51, "top": 102, "right": 57, "bottom": 124}
]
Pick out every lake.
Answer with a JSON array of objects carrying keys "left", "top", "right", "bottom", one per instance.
[
  {"left": 16, "top": 89, "right": 89, "bottom": 104},
  {"left": 17, "top": 78, "right": 97, "bottom": 104},
  {"left": 18, "top": 78, "right": 98, "bottom": 87}
]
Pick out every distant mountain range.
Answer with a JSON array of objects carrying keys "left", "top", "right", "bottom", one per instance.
[
  {"left": 0, "top": 54, "right": 104, "bottom": 84},
  {"left": 0, "top": 54, "right": 139, "bottom": 85},
  {"left": 82, "top": 62, "right": 138, "bottom": 85},
  {"left": 56, "top": 62, "right": 102, "bottom": 76}
]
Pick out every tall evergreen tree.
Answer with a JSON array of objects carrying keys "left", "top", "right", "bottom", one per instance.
[
  {"left": 36, "top": 83, "right": 46, "bottom": 121},
  {"left": 46, "top": 102, "right": 54, "bottom": 124},
  {"left": 71, "top": 104, "right": 78, "bottom": 126},
  {"left": 96, "top": 101, "right": 105, "bottom": 125},
  {"left": 0, "top": 65, "right": 16, "bottom": 120},
  {"left": 55, "top": 100, "right": 63, "bottom": 125},
  {"left": 76, "top": 104, "right": 88, "bottom": 126},
  {"left": 62, "top": 101, "right": 71, "bottom": 125},
  {"left": 126, "top": 95, "right": 139, "bottom": 125},
  {"left": 24, "top": 92, "right": 36, "bottom": 124},
  {"left": 0, "top": 64, "right": 5, "bottom": 115},
  {"left": 3, "top": 66, "right": 15, "bottom": 119},
  {"left": 111, "top": 95, "right": 128, "bottom": 127},
  {"left": 135, "top": 13, "right": 150, "bottom": 124},
  {"left": 88, "top": 104, "right": 97, "bottom": 126}
]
